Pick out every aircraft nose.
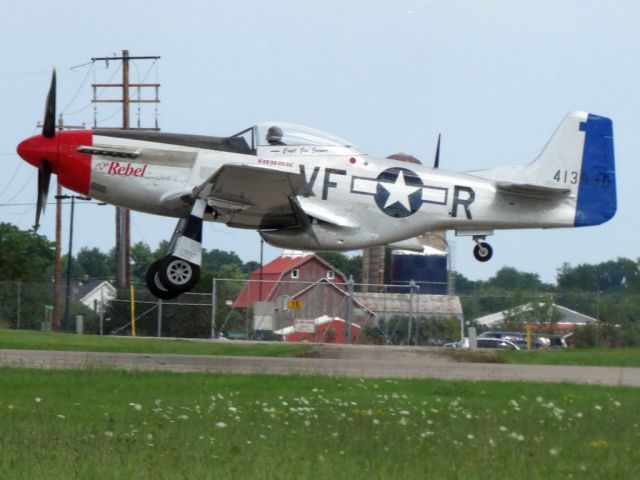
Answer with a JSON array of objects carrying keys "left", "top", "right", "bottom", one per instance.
[{"left": 17, "top": 134, "right": 59, "bottom": 169}]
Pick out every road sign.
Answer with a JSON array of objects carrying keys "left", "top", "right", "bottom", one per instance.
[
  {"left": 294, "top": 318, "right": 315, "bottom": 333},
  {"left": 287, "top": 299, "right": 304, "bottom": 310}
]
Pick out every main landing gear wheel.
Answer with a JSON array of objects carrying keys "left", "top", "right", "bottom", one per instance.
[
  {"left": 145, "top": 259, "right": 180, "bottom": 300},
  {"left": 473, "top": 242, "right": 493, "bottom": 262},
  {"left": 158, "top": 255, "right": 200, "bottom": 294}
]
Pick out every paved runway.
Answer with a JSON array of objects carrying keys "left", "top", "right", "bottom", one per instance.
[{"left": 2, "top": 348, "right": 640, "bottom": 387}]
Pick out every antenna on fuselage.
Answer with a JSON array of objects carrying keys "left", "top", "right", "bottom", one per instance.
[{"left": 433, "top": 133, "right": 441, "bottom": 169}]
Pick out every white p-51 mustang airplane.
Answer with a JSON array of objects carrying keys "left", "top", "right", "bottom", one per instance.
[{"left": 17, "top": 72, "right": 616, "bottom": 299}]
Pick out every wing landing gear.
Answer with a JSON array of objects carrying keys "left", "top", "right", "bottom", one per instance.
[
  {"left": 146, "top": 259, "right": 180, "bottom": 300},
  {"left": 472, "top": 236, "right": 493, "bottom": 262},
  {"left": 159, "top": 255, "right": 200, "bottom": 292},
  {"left": 145, "top": 197, "right": 207, "bottom": 299}
]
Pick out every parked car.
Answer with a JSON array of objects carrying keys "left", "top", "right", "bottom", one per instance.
[
  {"left": 546, "top": 334, "right": 570, "bottom": 349},
  {"left": 478, "top": 331, "right": 551, "bottom": 349},
  {"left": 476, "top": 337, "right": 521, "bottom": 350}
]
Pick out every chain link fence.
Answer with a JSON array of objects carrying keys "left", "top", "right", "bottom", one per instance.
[{"left": 2, "top": 279, "right": 639, "bottom": 347}]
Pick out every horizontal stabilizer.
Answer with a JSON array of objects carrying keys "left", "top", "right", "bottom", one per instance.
[{"left": 387, "top": 237, "right": 426, "bottom": 252}]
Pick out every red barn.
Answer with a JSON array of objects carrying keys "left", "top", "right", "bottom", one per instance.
[
  {"left": 233, "top": 251, "right": 375, "bottom": 332},
  {"left": 234, "top": 251, "right": 347, "bottom": 308}
]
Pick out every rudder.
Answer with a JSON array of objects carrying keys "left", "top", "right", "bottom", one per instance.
[{"left": 573, "top": 114, "right": 616, "bottom": 226}]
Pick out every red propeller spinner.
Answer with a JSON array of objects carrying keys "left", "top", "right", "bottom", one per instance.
[{"left": 16, "top": 70, "right": 92, "bottom": 230}]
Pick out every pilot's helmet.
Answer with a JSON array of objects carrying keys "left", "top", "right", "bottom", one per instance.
[{"left": 266, "top": 126, "right": 283, "bottom": 142}]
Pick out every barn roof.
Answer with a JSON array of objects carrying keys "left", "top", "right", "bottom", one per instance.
[
  {"left": 474, "top": 303, "right": 599, "bottom": 327},
  {"left": 353, "top": 292, "right": 463, "bottom": 318},
  {"left": 290, "top": 277, "right": 376, "bottom": 317}
]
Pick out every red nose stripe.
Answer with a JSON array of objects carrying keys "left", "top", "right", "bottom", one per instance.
[{"left": 56, "top": 130, "right": 93, "bottom": 195}]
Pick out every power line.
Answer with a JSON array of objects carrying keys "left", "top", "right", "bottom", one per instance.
[
  {"left": 61, "top": 63, "right": 95, "bottom": 114},
  {"left": 0, "top": 162, "right": 23, "bottom": 199},
  {"left": 0, "top": 69, "right": 50, "bottom": 80},
  {"left": 0, "top": 170, "right": 35, "bottom": 204},
  {"left": 0, "top": 201, "right": 105, "bottom": 207}
]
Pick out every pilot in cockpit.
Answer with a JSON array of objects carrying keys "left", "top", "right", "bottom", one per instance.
[{"left": 266, "top": 126, "right": 285, "bottom": 146}]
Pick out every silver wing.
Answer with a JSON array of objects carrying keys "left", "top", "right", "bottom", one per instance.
[{"left": 195, "top": 164, "right": 313, "bottom": 229}]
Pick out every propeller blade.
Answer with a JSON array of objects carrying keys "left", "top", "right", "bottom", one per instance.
[
  {"left": 42, "top": 69, "right": 57, "bottom": 139},
  {"left": 433, "top": 133, "right": 441, "bottom": 169},
  {"left": 34, "top": 161, "right": 52, "bottom": 230}
]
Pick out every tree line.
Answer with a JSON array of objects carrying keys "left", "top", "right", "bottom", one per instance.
[{"left": 1, "top": 222, "right": 639, "bottom": 345}]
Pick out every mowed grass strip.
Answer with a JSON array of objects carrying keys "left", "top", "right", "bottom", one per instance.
[
  {"left": 496, "top": 347, "right": 640, "bottom": 367},
  {"left": 1, "top": 368, "right": 639, "bottom": 480},
  {"left": 0, "top": 328, "right": 309, "bottom": 358}
]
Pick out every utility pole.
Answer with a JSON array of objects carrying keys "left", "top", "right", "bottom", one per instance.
[
  {"left": 56, "top": 194, "right": 91, "bottom": 330},
  {"left": 91, "top": 50, "right": 160, "bottom": 289},
  {"left": 54, "top": 180, "right": 62, "bottom": 329},
  {"left": 42, "top": 116, "right": 86, "bottom": 330}
]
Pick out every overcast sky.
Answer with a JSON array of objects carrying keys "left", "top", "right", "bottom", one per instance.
[{"left": 1, "top": 0, "right": 638, "bottom": 284}]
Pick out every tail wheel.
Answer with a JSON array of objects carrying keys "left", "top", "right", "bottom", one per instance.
[
  {"left": 145, "top": 259, "right": 181, "bottom": 300},
  {"left": 473, "top": 242, "right": 493, "bottom": 262},
  {"left": 158, "top": 255, "right": 200, "bottom": 293}
]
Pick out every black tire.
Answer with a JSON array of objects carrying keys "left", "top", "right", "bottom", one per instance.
[
  {"left": 145, "top": 259, "right": 181, "bottom": 300},
  {"left": 473, "top": 242, "right": 493, "bottom": 262},
  {"left": 158, "top": 255, "right": 200, "bottom": 293}
]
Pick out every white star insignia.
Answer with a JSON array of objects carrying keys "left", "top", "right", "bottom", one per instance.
[{"left": 381, "top": 170, "right": 421, "bottom": 210}]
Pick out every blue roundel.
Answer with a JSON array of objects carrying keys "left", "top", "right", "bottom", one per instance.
[{"left": 374, "top": 167, "right": 424, "bottom": 217}]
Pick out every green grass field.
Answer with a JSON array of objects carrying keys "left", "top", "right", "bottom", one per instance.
[
  {"left": 0, "top": 328, "right": 309, "bottom": 358},
  {"left": 496, "top": 347, "right": 640, "bottom": 367},
  {"left": 1, "top": 368, "right": 638, "bottom": 479}
]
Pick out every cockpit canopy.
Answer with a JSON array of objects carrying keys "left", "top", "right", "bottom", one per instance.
[{"left": 229, "top": 122, "right": 362, "bottom": 154}]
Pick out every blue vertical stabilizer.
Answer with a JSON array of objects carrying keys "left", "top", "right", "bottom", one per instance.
[{"left": 574, "top": 114, "right": 617, "bottom": 226}]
